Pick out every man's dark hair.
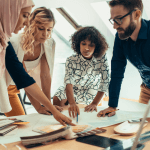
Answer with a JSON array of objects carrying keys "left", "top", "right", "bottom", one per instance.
[
  {"left": 109, "top": 0, "right": 143, "bottom": 14},
  {"left": 70, "top": 26, "right": 108, "bottom": 58}
]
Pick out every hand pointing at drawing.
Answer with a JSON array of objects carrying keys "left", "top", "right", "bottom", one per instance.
[{"left": 97, "top": 107, "right": 117, "bottom": 117}]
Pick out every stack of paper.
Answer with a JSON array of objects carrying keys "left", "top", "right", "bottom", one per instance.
[{"left": 0, "top": 120, "right": 17, "bottom": 136}]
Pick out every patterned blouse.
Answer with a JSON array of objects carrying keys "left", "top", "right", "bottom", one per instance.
[{"left": 55, "top": 54, "right": 110, "bottom": 105}]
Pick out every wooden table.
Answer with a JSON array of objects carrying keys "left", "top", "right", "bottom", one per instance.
[{"left": 1, "top": 104, "right": 150, "bottom": 150}]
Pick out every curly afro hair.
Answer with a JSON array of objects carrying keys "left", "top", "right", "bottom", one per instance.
[{"left": 70, "top": 26, "right": 108, "bottom": 58}]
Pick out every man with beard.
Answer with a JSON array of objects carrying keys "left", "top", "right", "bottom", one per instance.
[{"left": 97, "top": 0, "right": 149, "bottom": 117}]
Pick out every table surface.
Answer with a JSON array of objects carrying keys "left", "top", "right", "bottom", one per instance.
[{"left": 0, "top": 104, "right": 150, "bottom": 150}]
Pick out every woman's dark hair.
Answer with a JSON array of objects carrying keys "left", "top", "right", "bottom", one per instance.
[
  {"left": 70, "top": 26, "right": 108, "bottom": 58},
  {"left": 109, "top": 0, "right": 143, "bottom": 14}
]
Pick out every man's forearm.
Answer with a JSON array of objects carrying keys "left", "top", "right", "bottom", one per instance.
[{"left": 108, "top": 77, "right": 123, "bottom": 107}]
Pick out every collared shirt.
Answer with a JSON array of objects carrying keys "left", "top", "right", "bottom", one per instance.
[
  {"left": 64, "top": 54, "right": 110, "bottom": 93},
  {"left": 109, "top": 19, "right": 150, "bottom": 107}
]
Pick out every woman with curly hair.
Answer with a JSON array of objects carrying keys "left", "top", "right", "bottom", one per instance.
[
  {"left": 4, "top": 7, "right": 75, "bottom": 126},
  {"left": 53, "top": 26, "right": 110, "bottom": 118}
]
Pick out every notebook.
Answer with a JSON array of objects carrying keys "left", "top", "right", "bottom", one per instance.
[
  {"left": 0, "top": 120, "right": 14, "bottom": 130},
  {"left": 0, "top": 125, "right": 17, "bottom": 136}
]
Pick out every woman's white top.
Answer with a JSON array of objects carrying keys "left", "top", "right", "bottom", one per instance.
[{"left": 24, "top": 44, "right": 45, "bottom": 72}]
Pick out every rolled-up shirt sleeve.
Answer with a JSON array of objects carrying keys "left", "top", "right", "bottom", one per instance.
[
  {"left": 5, "top": 42, "right": 35, "bottom": 90},
  {"left": 108, "top": 33, "right": 127, "bottom": 107},
  {"left": 98, "top": 54, "right": 110, "bottom": 93},
  {"left": 64, "top": 57, "right": 75, "bottom": 86}
]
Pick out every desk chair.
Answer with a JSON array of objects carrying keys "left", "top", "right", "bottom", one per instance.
[
  {"left": 19, "top": 91, "right": 54, "bottom": 114},
  {"left": 18, "top": 93, "right": 28, "bottom": 115},
  {"left": 22, "top": 93, "right": 31, "bottom": 105},
  {"left": 0, "top": 93, "right": 29, "bottom": 116}
]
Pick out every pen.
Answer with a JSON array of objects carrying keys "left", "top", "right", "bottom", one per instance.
[{"left": 76, "top": 113, "right": 78, "bottom": 123}]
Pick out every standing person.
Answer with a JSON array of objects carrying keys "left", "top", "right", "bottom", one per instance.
[
  {"left": 0, "top": 0, "right": 74, "bottom": 126},
  {"left": 0, "top": 0, "right": 34, "bottom": 114},
  {"left": 53, "top": 26, "right": 109, "bottom": 118},
  {"left": 4, "top": 7, "right": 63, "bottom": 117},
  {"left": 97, "top": 0, "right": 149, "bottom": 117}
]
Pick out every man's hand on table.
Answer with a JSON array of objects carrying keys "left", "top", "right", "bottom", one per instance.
[
  {"left": 68, "top": 103, "right": 80, "bottom": 118},
  {"left": 97, "top": 107, "right": 117, "bottom": 117}
]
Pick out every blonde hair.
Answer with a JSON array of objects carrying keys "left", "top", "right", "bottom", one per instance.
[{"left": 21, "top": 7, "right": 55, "bottom": 54}]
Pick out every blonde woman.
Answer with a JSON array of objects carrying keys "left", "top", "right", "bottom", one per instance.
[{"left": 4, "top": 7, "right": 74, "bottom": 126}]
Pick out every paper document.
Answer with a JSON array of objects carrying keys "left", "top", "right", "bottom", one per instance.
[{"left": 61, "top": 107, "right": 146, "bottom": 128}]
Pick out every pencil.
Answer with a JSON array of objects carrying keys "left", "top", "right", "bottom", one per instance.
[{"left": 76, "top": 113, "right": 78, "bottom": 123}]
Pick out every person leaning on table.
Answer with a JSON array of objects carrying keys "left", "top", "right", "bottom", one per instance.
[
  {"left": 97, "top": 0, "right": 150, "bottom": 117},
  {"left": 0, "top": 0, "right": 74, "bottom": 126},
  {"left": 5, "top": 7, "right": 63, "bottom": 117}
]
